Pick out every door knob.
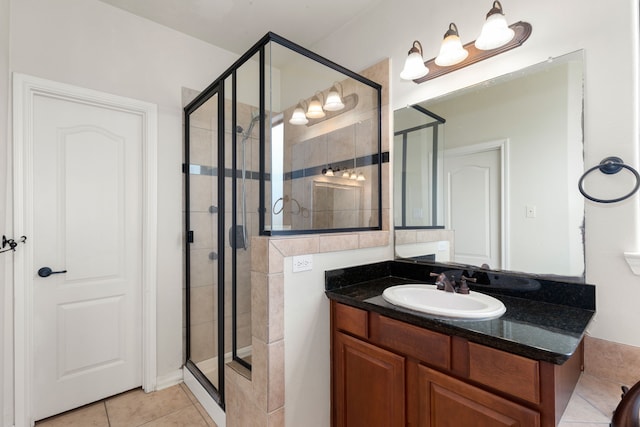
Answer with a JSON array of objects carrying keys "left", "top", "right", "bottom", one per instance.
[{"left": 37, "top": 267, "right": 67, "bottom": 278}]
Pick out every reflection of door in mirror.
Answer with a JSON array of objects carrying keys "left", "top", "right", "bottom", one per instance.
[{"left": 445, "top": 141, "right": 505, "bottom": 269}]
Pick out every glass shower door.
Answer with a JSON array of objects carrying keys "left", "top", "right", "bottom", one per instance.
[{"left": 185, "top": 89, "right": 225, "bottom": 405}]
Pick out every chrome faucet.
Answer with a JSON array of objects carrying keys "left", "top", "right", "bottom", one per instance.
[{"left": 429, "top": 272, "right": 477, "bottom": 294}]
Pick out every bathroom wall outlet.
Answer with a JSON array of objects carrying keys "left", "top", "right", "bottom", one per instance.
[
  {"left": 292, "top": 254, "right": 313, "bottom": 272},
  {"left": 526, "top": 205, "right": 537, "bottom": 218}
]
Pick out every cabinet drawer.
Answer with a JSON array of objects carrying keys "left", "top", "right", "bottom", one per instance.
[
  {"left": 370, "top": 314, "right": 450, "bottom": 370},
  {"left": 468, "top": 342, "right": 540, "bottom": 404},
  {"left": 333, "top": 303, "right": 368, "bottom": 339}
]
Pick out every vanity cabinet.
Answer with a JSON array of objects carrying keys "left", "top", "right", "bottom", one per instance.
[{"left": 331, "top": 301, "right": 582, "bottom": 427}]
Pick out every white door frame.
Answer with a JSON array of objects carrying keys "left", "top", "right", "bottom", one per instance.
[
  {"left": 445, "top": 139, "right": 509, "bottom": 269},
  {"left": 12, "top": 73, "right": 158, "bottom": 427}
]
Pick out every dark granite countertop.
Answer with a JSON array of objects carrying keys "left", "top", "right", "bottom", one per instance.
[{"left": 325, "top": 261, "right": 596, "bottom": 365}]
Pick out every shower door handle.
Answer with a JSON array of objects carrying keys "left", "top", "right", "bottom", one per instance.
[{"left": 37, "top": 267, "right": 67, "bottom": 278}]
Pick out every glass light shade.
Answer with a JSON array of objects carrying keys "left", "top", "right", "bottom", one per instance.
[
  {"left": 325, "top": 167, "right": 334, "bottom": 177},
  {"left": 324, "top": 86, "right": 345, "bottom": 111},
  {"left": 435, "top": 34, "right": 469, "bottom": 67},
  {"left": 342, "top": 170, "right": 350, "bottom": 178},
  {"left": 306, "top": 96, "right": 325, "bottom": 119},
  {"left": 350, "top": 171, "right": 357, "bottom": 180},
  {"left": 475, "top": 12, "right": 515, "bottom": 50},
  {"left": 400, "top": 51, "right": 429, "bottom": 80},
  {"left": 289, "top": 106, "right": 308, "bottom": 125},
  {"left": 356, "top": 172, "right": 366, "bottom": 181}
]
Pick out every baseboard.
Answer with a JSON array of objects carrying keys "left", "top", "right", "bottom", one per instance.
[{"left": 155, "top": 368, "right": 184, "bottom": 391}]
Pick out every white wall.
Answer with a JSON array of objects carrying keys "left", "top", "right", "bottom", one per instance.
[
  {"left": 1, "top": 0, "right": 10, "bottom": 423},
  {"left": 311, "top": 0, "right": 640, "bottom": 347},
  {"left": 5, "top": 0, "right": 240, "bottom": 403},
  {"left": 431, "top": 61, "right": 583, "bottom": 275},
  {"left": 284, "top": 247, "right": 390, "bottom": 427}
]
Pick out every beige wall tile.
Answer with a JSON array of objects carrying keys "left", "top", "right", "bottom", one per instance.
[
  {"left": 268, "top": 273, "right": 285, "bottom": 343},
  {"left": 267, "top": 407, "right": 285, "bottom": 427},
  {"left": 319, "top": 233, "right": 360, "bottom": 253},
  {"left": 270, "top": 237, "right": 319, "bottom": 257},
  {"left": 585, "top": 335, "right": 640, "bottom": 385},
  {"left": 251, "top": 237, "right": 269, "bottom": 273},
  {"left": 267, "top": 340, "right": 285, "bottom": 412},
  {"left": 251, "top": 271, "right": 268, "bottom": 343},
  {"left": 268, "top": 244, "right": 284, "bottom": 274},
  {"left": 359, "top": 231, "right": 389, "bottom": 248}
]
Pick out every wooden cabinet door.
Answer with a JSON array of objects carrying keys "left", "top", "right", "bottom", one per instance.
[
  {"left": 418, "top": 365, "right": 540, "bottom": 427},
  {"left": 334, "top": 332, "right": 405, "bottom": 427}
]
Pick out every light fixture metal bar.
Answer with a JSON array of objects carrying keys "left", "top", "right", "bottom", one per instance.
[{"left": 413, "top": 21, "right": 532, "bottom": 83}]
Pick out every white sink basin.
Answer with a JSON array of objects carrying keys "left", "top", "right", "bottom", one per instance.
[{"left": 382, "top": 284, "right": 506, "bottom": 320}]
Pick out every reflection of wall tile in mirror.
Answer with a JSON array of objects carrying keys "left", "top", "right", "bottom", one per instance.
[
  {"left": 291, "top": 142, "right": 305, "bottom": 172},
  {"left": 327, "top": 126, "right": 355, "bottom": 163},
  {"left": 332, "top": 210, "right": 358, "bottom": 228},
  {"left": 332, "top": 185, "right": 357, "bottom": 211},
  {"left": 306, "top": 134, "right": 328, "bottom": 167},
  {"left": 355, "top": 119, "right": 376, "bottom": 157}
]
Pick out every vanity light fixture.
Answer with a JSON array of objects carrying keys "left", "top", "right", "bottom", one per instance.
[
  {"left": 289, "top": 101, "right": 309, "bottom": 125},
  {"left": 400, "top": 40, "right": 429, "bottom": 80},
  {"left": 342, "top": 170, "right": 350, "bottom": 178},
  {"left": 356, "top": 172, "right": 366, "bottom": 181},
  {"left": 400, "top": 1, "right": 531, "bottom": 83},
  {"left": 324, "top": 82, "right": 345, "bottom": 111},
  {"left": 306, "top": 92, "right": 325, "bottom": 119},
  {"left": 435, "top": 23, "right": 469, "bottom": 67},
  {"left": 475, "top": 1, "right": 515, "bottom": 50}
]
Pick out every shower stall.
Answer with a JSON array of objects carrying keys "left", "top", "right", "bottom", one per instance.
[{"left": 183, "top": 33, "right": 382, "bottom": 412}]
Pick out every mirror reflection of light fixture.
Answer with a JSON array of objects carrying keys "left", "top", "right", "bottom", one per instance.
[
  {"left": 400, "top": 40, "right": 429, "bottom": 80},
  {"left": 401, "top": 1, "right": 531, "bottom": 83},
  {"left": 435, "top": 23, "right": 469, "bottom": 67},
  {"left": 324, "top": 82, "right": 345, "bottom": 111},
  {"left": 342, "top": 170, "right": 350, "bottom": 178},
  {"left": 289, "top": 100, "right": 309, "bottom": 125},
  {"left": 475, "top": 1, "right": 515, "bottom": 50},
  {"left": 322, "top": 165, "right": 335, "bottom": 176},
  {"left": 356, "top": 172, "right": 366, "bottom": 181},
  {"left": 350, "top": 171, "right": 357, "bottom": 180},
  {"left": 306, "top": 92, "right": 325, "bottom": 119}
]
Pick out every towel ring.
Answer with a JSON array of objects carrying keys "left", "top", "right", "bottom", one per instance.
[{"left": 578, "top": 156, "right": 640, "bottom": 203}]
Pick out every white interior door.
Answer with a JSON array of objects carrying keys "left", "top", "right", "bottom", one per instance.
[
  {"left": 445, "top": 146, "right": 502, "bottom": 269},
  {"left": 30, "top": 86, "right": 143, "bottom": 420}
]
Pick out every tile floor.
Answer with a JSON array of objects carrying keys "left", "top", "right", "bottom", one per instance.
[
  {"left": 34, "top": 372, "right": 626, "bottom": 426},
  {"left": 558, "top": 373, "right": 625, "bottom": 426},
  {"left": 35, "top": 383, "right": 217, "bottom": 427}
]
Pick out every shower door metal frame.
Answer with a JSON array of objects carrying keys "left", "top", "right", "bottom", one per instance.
[{"left": 184, "top": 83, "right": 226, "bottom": 408}]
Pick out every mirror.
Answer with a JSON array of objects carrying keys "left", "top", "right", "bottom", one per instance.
[{"left": 394, "top": 51, "right": 585, "bottom": 279}]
